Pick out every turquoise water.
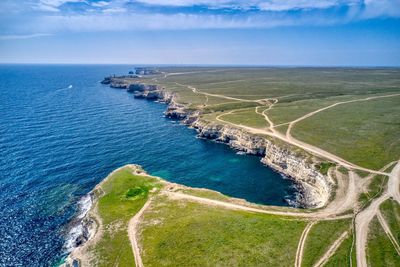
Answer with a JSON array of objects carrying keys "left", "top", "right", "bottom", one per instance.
[{"left": 0, "top": 65, "right": 296, "bottom": 265}]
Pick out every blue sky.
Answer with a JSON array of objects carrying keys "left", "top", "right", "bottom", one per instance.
[{"left": 0, "top": 0, "right": 399, "bottom": 65}]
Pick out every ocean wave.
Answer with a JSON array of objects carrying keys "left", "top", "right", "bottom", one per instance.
[{"left": 63, "top": 194, "right": 92, "bottom": 253}]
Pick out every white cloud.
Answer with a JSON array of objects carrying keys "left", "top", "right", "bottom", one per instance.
[
  {"left": 2, "top": 0, "right": 399, "bottom": 35},
  {"left": 362, "top": 0, "right": 400, "bottom": 18},
  {"left": 25, "top": 12, "right": 342, "bottom": 33},
  {"left": 0, "top": 33, "right": 53, "bottom": 40},
  {"left": 258, "top": 0, "right": 356, "bottom": 11},
  {"left": 102, "top": 7, "right": 126, "bottom": 13},
  {"left": 91, "top": 1, "right": 110, "bottom": 7},
  {"left": 134, "top": 0, "right": 361, "bottom": 11},
  {"left": 34, "top": 0, "right": 87, "bottom": 12}
]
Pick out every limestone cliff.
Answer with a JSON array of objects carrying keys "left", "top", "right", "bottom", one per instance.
[{"left": 101, "top": 79, "right": 333, "bottom": 208}]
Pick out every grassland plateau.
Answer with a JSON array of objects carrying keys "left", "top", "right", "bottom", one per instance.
[{"left": 65, "top": 67, "right": 399, "bottom": 267}]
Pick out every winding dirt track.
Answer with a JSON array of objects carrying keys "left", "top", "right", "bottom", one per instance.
[
  {"left": 126, "top": 73, "right": 400, "bottom": 266},
  {"left": 323, "top": 170, "right": 358, "bottom": 215},
  {"left": 128, "top": 198, "right": 153, "bottom": 267},
  {"left": 376, "top": 211, "right": 400, "bottom": 254},
  {"left": 165, "top": 191, "right": 352, "bottom": 220},
  {"left": 295, "top": 221, "right": 316, "bottom": 267},
  {"left": 179, "top": 78, "right": 396, "bottom": 176},
  {"left": 285, "top": 93, "right": 400, "bottom": 139},
  {"left": 172, "top": 77, "right": 397, "bottom": 176},
  {"left": 355, "top": 161, "right": 400, "bottom": 267},
  {"left": 313, "top": 231, "right": 349, "bottom": 267}
]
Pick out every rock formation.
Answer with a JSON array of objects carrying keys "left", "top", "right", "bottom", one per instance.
[{"left": 100, "top": 78, "right": 333, "bottom": 208}]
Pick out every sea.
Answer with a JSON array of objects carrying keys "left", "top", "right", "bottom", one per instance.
[{"left": 0, "top": 64, "right": 297, "bottom": 266}]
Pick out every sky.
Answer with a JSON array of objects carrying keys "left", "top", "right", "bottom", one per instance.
[{"left": 0, "top": 0, "right": 399, "bottom": 65}]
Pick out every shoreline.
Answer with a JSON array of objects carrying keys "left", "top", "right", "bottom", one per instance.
[
  {"left": 61, "top": 164, "right": 298, "bottom": 266},
  {"left": 103, "top": 77, "right": 333, "bottom": 208},
  {"left": 61, "top": 165, "right": 135, "bottom": 267}
]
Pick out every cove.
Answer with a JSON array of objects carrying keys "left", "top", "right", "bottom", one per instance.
[{"left": 0, "top": 64, "right": 296, "bottom": 266}]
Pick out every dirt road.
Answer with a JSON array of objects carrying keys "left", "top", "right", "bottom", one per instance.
[
  {"left": 128, "top": 198, "right": 153, "bottom": 267},
  {"left": 355, "top": 161, "right": 400, "bottom": 267}
]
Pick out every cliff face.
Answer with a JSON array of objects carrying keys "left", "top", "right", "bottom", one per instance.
[
  {"left": 191, "top": 120, "right": 333, "bottom": 208},
  {"left": 102, "top": 79, "right": 333, "bottom": 208}
]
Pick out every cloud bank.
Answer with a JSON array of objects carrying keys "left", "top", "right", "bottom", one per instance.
[{"left": 0, "top": 0, "right": 399, "bottom": 36}]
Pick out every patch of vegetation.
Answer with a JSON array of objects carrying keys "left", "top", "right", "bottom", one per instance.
[
  {"left": 302, "top": 219, "right": 352, "bottom": 267},
  {"left": 315, "top": 162, "right": 336, "bottom": 175},
  {"left": 126, "top": 186, "right": 148, "bottom": 199},
  {"left": 337, "top": 166, "right": 348, "bottom": 174},
  {"left": 203, "top": 101, "right": 260, "bottom": 113},
  {"left": 87, "top": 167, "right": 162, "bottom": 266},
  {"left": 220, "top": 108, "right": 268, "bottom": 128},
  {"left": 366, "top": 216, "right": 400, "bottom": 267},
  {"left": 358, "top": 175, "right": 388, "bottom": 207},
  {"left": 355, "top": 169, "right": 370, "bottom": 178},
  {"left": 140, "top": 195, "right": 307, "bottom": 267},
  {"left": 380, "top": 198, "right": 400, "bottom": 245},
  {"left": 179, "top": 188, "right": 231, "bottom": 202}
]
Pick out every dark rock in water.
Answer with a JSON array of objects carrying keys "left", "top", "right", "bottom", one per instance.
[
  {"left": 133, "top": 92, "right": 145, "bottom": 98},
  {"left": 110, "top": 82, "right": 127, "bottom": 89},
  {"left": 101, "top": 77, "right": 112, "bottom": 84},
  {"left": 128, "top": 83, "right": 159, "bottom": 93},
  {"left": 145, "top": 91, "right": 160, "bottom": 100}
]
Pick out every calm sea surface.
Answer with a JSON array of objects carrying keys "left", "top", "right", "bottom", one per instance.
[{"left": 0, "top": 65, "right": 296, "bottom": 265}]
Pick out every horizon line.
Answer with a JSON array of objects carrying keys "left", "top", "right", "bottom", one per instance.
[{"left": 1, "top": 63, "right": 400, "bottom": 68}]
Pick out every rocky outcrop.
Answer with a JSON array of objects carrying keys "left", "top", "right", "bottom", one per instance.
[
  {"left": 61, "top": 193, "right": 98, "bottom": 267},
  {"left": 100, "top": 77, "right": 333, "bottom": 208},
  {"left": 191, "top": 120, "right": 333, "bottom": 208}
]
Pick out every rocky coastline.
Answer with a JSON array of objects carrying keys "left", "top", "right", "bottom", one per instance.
[{"left": 101, "top": 77, "right": 333, "bottom": 208}]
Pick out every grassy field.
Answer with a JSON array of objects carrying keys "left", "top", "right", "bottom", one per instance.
[
  {"left": 380, "top": 199, "right": 400, "bottom": 245},
  {"left": 324, "top": 233, "right": 355, "bottom": 267},
  {"left": 72, "top": 164, "right": 400, "bottom": 267},
  {"left": 219, "top": 108, "right": 268, "bottom": 128},
  {"left": 98, "top": 66, "right": 400, "bottom": 266},
  {"left": 158, "top": 68, "right": 400, "bottom": 102},
  {"left": 139, "top": 195, "right": 306, "bottom": 267},
  {"left": 86, "top": 167, "right": 162, "bottom": 267},
  {"left": 302, "top": 219, "right": 352, "bottom": 267},
  {"left": 366, "top": 216, "right": 400, "bottom": 267},
  {"left": 118, "top": 67, "right": 400, "bottom": 171},
  {"left": 291, "top": 96, "right": 400, "bottom": 170}
]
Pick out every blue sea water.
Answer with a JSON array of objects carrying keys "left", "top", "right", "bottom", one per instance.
[{"left": 0, "top": 65, "right": 296, "bottom": 266}]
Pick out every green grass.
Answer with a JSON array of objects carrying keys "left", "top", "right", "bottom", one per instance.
[
  {"left": 380, "top": 199, "right": 400, "bottom": 245},
  {"left": 358, "top": 175, "right": 388, "bottom": 207},
  {"left": 140, "top": 195, "right": 307, "bottom": 267},
  {"left": 337, "top": 166, "right": 349, "bottom": 174},
  {"left": 88, "top": 167, "right": 162, "bottom": 267},
  {"left": 324, "top": 232, "right": 354, "bottom": 267},
  {"left": 220, "top": 108, "right": 268, "bottom": 128},
  {"left": 355, "top": 169, "right": 370, "bottom": 178},
  {"left": 315, "top": 162, "right": 336, "bottom": 175},
  {"left": 292, "top": 96, "right": 400, "bottom": 170},
  {"left": 203, "top": 101, "right": 260, "bottom": 113},
  {"left": 267, "top": 98, "right": 338, "bottom": 126},
  {"left": 156, "top": 67, "right": 400, "bottom": 102},
  {"left": 366, "top": 216, "right": 400, "bottom": 267},
  {"left": 302, "top": 219, "right": 352, "bottom": 267},
  {"left": 117, "top": 68, "right": 400, "bottom": 170}
]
